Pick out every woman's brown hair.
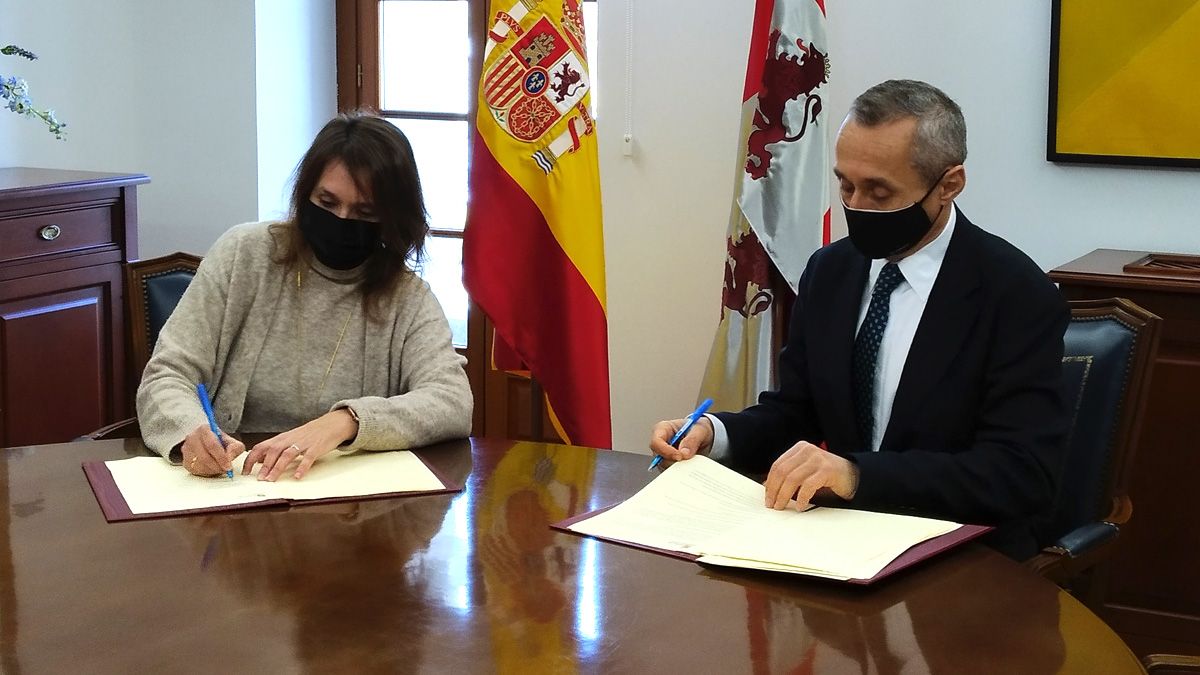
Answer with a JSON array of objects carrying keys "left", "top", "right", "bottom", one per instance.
[{"left": 272, "top": 111, "right": 428, "bottom": 321}]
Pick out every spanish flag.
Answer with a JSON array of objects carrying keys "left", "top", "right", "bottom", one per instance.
[{"left": 464, "top": 0, "right": 610, "bottom": 449}]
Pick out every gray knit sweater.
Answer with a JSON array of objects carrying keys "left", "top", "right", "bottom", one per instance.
[{"left": 136, "top": 221, "right": 473, "bottom": 459}]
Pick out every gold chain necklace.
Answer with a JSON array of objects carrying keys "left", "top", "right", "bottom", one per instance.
[{"left": 296, "top": 268, "right": 355, "bottom": 412}]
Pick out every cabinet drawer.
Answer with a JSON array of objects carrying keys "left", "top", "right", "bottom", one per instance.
[{"left": 0, "top": 204, "right": 115, "bottom": 264}]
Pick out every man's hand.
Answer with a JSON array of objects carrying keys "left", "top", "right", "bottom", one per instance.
[
  {"left": 763, "top": 441, "right": 860, "bottom": 510},
  {"left": 649, "top": 416, "right": 714, "bottom": 463}
]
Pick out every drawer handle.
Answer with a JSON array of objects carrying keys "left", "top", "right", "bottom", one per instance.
[{"left": 38, "top": 224, "right": 62, "bottom": 241}]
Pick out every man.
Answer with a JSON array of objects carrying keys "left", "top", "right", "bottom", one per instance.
[{"left": 650, "top": 80, "right": 1068, "bottom": 560}]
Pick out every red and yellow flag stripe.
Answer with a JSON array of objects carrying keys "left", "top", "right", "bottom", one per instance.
[{"left": 465, "top": 0, "right": 611, "bottom": 448}]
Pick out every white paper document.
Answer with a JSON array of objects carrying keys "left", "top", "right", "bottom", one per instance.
[
  {"left": 105, "top": 450, "right": 446, "bottom": 515},
  {"left": 567, "top": 455, "right": 960, "bottom": 581}
]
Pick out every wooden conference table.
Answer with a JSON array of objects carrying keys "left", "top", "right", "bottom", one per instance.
[{"left": 0, "top": 437, "right": 1143, "bottom": 674}]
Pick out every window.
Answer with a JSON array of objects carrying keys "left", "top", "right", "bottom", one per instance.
[
  {"left": 337, "top": 0, "right": 598, "bottom": 436},
  {"left": 379, "top": 1, "right": 471, "bottom": 348}
]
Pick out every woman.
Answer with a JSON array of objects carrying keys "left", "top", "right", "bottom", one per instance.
[{"left": 137, "top": 112, "right": 472, "bottom": 481}]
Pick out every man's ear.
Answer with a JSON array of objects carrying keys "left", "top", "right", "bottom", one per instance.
[{"left": 939, "top": 165, "right": 967, "bottom": 204}]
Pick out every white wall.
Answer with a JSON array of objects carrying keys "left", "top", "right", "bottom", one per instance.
[
  {"left": 133, "top": 2, "right": 260, "bottom": 257},
  {"left": 255, "top": 0, "right": 338, "bottom": 222},
  {"left": 598, "top": 0, "right": 754, "bottom": 453},
  {"left": 0, "top": 116, "right": 11, "bottom": 160},
  {"left": 600, "top": 0, "right": 1200, "bottom": 454},
  {"left": 0, "top": 0, "right": 145, "bottom": 180},
  {"left": 0, "top": 0, "right": 336, "bottom": 257},
  {"left": 822, "top": 1, "right": 1200, "bottom": 268}
]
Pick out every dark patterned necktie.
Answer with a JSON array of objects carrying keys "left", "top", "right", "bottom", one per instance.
[{"left": 852, "top": 263, "right": 904, "bottom": 449}]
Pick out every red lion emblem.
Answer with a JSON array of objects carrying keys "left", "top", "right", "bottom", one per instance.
[
  {"left": 745, "top": 31, "right": 828, "bottom": 180},
  {"left": 550, "top": 61, "right": 584, "bottom": 103},
  {"left": 721, "top": 229, "right": 774, "bottom": 319}
]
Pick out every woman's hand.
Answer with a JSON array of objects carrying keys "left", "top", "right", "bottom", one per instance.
[
  {"left": 243, "top": 409, "right": 359, "bottom": 481},
  {"left": 181, "top": 425, "right": 246, "bottom": 477}
]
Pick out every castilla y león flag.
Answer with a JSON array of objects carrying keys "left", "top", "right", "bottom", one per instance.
[
  {"left": 700, "top": 0, "right": 831, "bottom": 411},
  {"left": 464, "top": 0, "right": 610, "bottom": 448}
]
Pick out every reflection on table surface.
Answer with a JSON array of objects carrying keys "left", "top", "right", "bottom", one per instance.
[{"left": 0, "top": 437, "right": 1143, "bottom": 674}]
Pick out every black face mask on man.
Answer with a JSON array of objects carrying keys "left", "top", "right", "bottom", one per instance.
[
  {"left": 297, "top": 199, "right": 380, "bottom": 270},
  {"left": 843, "top": 170, "right": 949, "bottom": 259}
]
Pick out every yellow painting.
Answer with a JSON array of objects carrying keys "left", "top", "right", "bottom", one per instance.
[{"left": 1051, "top": 0, "right": 1200, "bottom": 166}]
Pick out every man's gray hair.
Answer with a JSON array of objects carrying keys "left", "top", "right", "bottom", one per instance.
[{"left": 848, "top": 79, "right": 967, "bottom": 184}]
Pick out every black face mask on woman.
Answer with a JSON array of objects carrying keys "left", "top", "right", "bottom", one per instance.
[
  {"left": 297, "top": 199, "right": 380, "bottom": 270},
  {"left": 843, "top": 170, "right": 949, "bottom": 259}
]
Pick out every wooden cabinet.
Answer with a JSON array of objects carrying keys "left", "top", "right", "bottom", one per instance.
[
  {"left": 1051, "top": 249, "right": 1200, "bottom": 656},
  {"left": 0, "top": 168, "right": 148, "bottom": 447}
]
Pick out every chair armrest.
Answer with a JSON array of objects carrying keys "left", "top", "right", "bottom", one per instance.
[
  {"left": 1144, "top": 653, "right": 1200, "bottom": 673},
  {"left": 75, "top": 417, "right": 141, "bottom": 441},
  {"left": 1025, "top": 521, "right": 1120, "bottom": 585},
  {"left": 1052, "top": 521, "right": 1119, "bottom": 558}
]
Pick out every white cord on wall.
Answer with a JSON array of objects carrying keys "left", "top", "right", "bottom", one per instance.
[{"left": 622, "top": 0, "right": 634, "bottom": 157}]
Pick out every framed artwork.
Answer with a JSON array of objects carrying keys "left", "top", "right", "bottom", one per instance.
[{"left": 1048, "top": 0, "right": 1200, "bottom": 168}]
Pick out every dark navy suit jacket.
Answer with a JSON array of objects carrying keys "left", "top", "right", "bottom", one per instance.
[{"left": 715, "top": 213, "right": 1070, "bottom": 560}]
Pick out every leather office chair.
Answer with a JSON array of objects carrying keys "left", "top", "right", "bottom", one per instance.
[
  {"left": 80, "top": 252, "right": 202, "bottom": 441},
  {"left": 1027, "top": 298, "right": 1160, "bottom": 595},
  {"left": 126, "top": 252, "right": 203, "bottom": 378}
]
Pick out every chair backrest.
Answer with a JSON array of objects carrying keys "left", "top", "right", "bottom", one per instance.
[
  {"left": 1038, "top": 297, "right": 1160, "bottom": 544},
  {"left": 126, "top": 252, "right": 202, "bottom": 380}
]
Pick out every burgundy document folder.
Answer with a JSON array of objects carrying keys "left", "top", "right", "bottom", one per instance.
[
  {"left": 82, "top": 451, "right": 461, "bottom": 523},
  {"left": 552, "top": 504, "right": 992, "bottom": 585}
]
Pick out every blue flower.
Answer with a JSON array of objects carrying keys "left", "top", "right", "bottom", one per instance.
[
  {"left": 2, "top": 75, "right": 29, "bottom": 99},
  {"left": 1, "top": 44, "right": 67, "bottom": 139}
]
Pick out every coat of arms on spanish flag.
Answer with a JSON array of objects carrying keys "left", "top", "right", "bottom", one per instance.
[{"left": 465, "top": 0, "right": 611, "bottom": 449}]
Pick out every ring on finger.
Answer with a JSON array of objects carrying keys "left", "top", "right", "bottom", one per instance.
[{"left": 288, "top": 443, "right": 302, "bottom": 454}]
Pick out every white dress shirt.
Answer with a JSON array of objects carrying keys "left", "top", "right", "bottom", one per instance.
[
  {"left": 856, "top": 204, "right": 956, "bottom": 451},
  {"left": 707, "top": 204, "right": 958, "bottom": 458}
]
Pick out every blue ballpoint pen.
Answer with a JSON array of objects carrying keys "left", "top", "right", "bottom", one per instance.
[
  {"left": 196, "top": 383, "right": 234, "bottom": 479},
  {"left": 649, "top": 398, "right": 714, "bottom": 471}
]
